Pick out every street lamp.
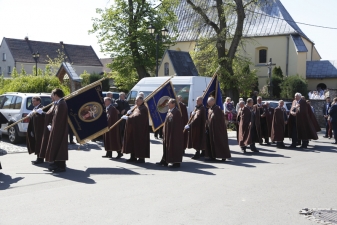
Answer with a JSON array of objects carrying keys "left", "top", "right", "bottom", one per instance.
[
  {"left": 147, "top": 24, "right": 168, "bottom": 77},
  {"left": 32, "top": 51, "right": 40, "bottom": 76}
]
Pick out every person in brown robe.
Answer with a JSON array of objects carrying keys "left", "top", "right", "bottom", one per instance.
[
  {"left": 122, "top": 96, "right": 150, "bottom": 163},
  {"left": 45, "top": 89, "right": 68, "bottom": 172},
  {"left": 185, "top": 96, "right": 206, "bottom": 159},
  {"left": 102, "top": 97, "right": 122, "bottom": 159},
  {"left": 288, "top": 92, "right": 318, "bottom": 149},
  {"left": 255, "top": 96, "right": 270, "bottom": 145},
  {"left": 238, "top": 98, "right": 260, "bottom": 153},
  {"left": 205, "top": 97, "right": 231, "bottom": 161},
  {"left": 262, "top": 102, "right": 274, "bottom": 144},
  {"left": 271, "top": 100, "right": 288, "bottom": 148},
  {"left": 26, "top": 96, "right": 45, "bottom": 164},
  {"left": 39, "top": 94, "right": 55, "bottom": 161},
  {"left": 253, "top": 97, "right": 263, "bottom": 144},
  {"left": 157, "top": 98, "right": 184, "bottom": 168},
  {"left": 178, "top": 95, "right": 188, "bottom": 150},
  {"left": 236, "top": 100, "right": 246, "bottom": 142}
]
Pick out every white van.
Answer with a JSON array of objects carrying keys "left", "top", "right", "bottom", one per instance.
[{"left": 126, "top": 76, "right": 212, "bottom": 116}]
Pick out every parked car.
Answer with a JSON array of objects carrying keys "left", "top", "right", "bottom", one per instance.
[
  {"left": 102, "top": 92, "right": 120, "bottom": 100},
  {"left": 0, "top": 93, "right": 52, "bottom": 143},
  {"left": 262, "top": 100, "right": 292, "bottom": 112}
]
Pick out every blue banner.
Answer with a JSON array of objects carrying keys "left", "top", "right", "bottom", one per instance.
[
  {"left": 202, "top": 74, "right": 223, "bottom": 110},
  {"left": 145, "top": 81, "right": 177, "bottom": 132},
  {"left": 66, "top": 84, "right": 109, "bottom": 144}
]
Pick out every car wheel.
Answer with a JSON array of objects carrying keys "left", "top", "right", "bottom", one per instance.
[{"left": 8, "top": 125, "right": 20, "bottom": 144}]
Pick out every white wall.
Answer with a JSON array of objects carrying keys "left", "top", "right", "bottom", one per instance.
[{"left": 0, "top": 39, "right": 15, "bottom": 77}]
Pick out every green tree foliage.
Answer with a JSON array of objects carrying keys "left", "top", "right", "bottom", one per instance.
[
  {"left": 186, "top": 0, "right": 259, "bottom": 100},
  {"left": 272, "top": 66, "right": 283, "bottom": 78},
  {"left": 110, "top": 70, "right": 138, "bottom": 93},
  {"left": 80, "top": 71, "right": 110, "bottom": 91},
  {"left": 280, "top": 75, "right": 308, "bottom": 99},
  {"left": 11, "top": 67, "right": 19, "bottom": 78},
  {"left": 45, "top": 49, "right": 67, "bottom": 75},
  {"left": 90, "top": 0, "right": 178, "bottom": 81},
  {"left": 191, "top": 40, "right": 258, "bottom": 98}
]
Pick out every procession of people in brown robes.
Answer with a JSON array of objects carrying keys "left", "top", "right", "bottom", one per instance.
[{"left": 22, "top": 86, "right": 323, "bottom": 173}]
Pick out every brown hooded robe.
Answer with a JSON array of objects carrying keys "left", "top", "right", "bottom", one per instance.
[
  {"left": 26, "top": 104, "right": 45, "bottom": 155},
  {"left": 45, "top": 99, "right": 68, "bottom": 162},
  {"left": 179, "top": 102, "right": 189, "bottom": 149},
  {"left": 271, "top": 106, "right": 287, "bottom": 142},
  {"left": 187, "top": 105, "right": 206, "bottom": 151},
  {"left": 39, "top": 105, "right": 55, "bottom": 159},
  {"left": 122, "top": 103, "right": 150, "bottom": 158},
  {"left": 206, "top": 105, "right": 231, "bottom": 159},
  {"left": 162, "top": 107, "right": 184, "bottom": 163},
  {"left": 104, "top": 105, "right": 122, "bottom": 152}
]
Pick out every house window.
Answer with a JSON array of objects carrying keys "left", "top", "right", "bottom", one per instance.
[
  {"left": 259, "top": 49, "right": 267, "bottom": 63},
  {"left": 3, "top": 53, "right": 6, "bottom": 61},
  {"left": 164, "top": 63, "right": 169, "bottom": 76},
  {"left": 8, "top": 66, "right": 11, "bottom": 74}
]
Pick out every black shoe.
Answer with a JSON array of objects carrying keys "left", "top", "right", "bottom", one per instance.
[
  {"left": 204, "top": 157, "right": 216, "bottom": 161},
  {"left": 222, "top": 158, "right": 227, "bottom": 162},
  {"left": 154, "top": 136, "right": 158, "bottom": 139},
  {"left": 250, "top": 146, "right": 259, "bottom": 152},
  {"left": 288, "top": 144, "right": 297, "bottom": 148},
  {"left": 126, "top": 157, "right": 137, "bottom": 162},
  {"left": 136, "top": 158, "right": 145, "bottom": 163},
  {"left": 323, "top": 136, "right": 328, "bottom": 138},
  {"left": 156, "top": 161, "right": 168, "bottom": 166},
  {"left": 200, "top": 151, "right": 205, "bottom": 157},
  {"left": 168, "top": 163, "right": 180, "bottom": 168},
  {"left": 191, "top": 151, "right": 200, "bottom": 159},
  {"left": 301, "top": 145, "right": 308, "bottom": 149},
  {"left": 159, "top": 136, "right": 163, "bottom": 139},
  {"left": 241, "top": 147, "right": 246, "bottom": 153},
  {"left": 32, "top": 158, "right": 44, "bottom": 165},
  {"left": 68, "top": 141, "right": 76, "bottom": 145},
  {"left": 52, "top": 167, "right": 66, "bottom": 173},
  {"left": 265, "top": 142, "right": 271, "bottom": 145},
  {"left": 48, "top": 163, "right": 58, "bottom": 171},
  {"left": 115, "top": 152, "right": 123, "bottom": 159}
]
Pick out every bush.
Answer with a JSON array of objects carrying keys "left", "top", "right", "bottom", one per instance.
[
  {"left": 0, "top": 75, "right": 70, "bottom": 95},
  {"left": 280, "top": 75, "right": 307, "bottom": 99},
  {"left": 80, "top": 72, "right": 110, "bottom": 91}
]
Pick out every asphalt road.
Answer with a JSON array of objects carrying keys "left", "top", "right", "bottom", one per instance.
[{"left": 0, "top": 131, "right": 336, "bottom": 225}]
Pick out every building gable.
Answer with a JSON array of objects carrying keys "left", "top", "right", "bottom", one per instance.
[{"left": 159, "top": 50, "right": 199, "bottom": 76}]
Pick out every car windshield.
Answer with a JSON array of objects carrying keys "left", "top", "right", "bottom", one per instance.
[{"left": 26, "top": 96, "right": 52, "bottom": 110}]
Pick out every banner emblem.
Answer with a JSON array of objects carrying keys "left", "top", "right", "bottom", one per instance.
[
  {"left": 78, "top": 102, "right": 103, "bottom": 122},
  {"left": 157, "top": 96, "right": 170, "bottom": 113}
]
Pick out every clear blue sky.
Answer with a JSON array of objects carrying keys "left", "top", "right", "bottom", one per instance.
[{"left": 0, "top": 0, "right": 336, "bottom": 60}]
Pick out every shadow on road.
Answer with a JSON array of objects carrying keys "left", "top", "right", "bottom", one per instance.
[
  {"left": 51, "top": 167, "right": 96, "bottom": 184},
  {"left": 124, "top": 161, "right": 219, "bottom": 175},
  {"left": 150, "top": 139, "right": 163, "bottom": 145},
  {"left": 0, "top": 173, "right": 24, "bottom": 190}
]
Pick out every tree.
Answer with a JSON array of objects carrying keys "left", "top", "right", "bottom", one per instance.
[
  {"left": 11, "top": 67, "right": 19, "bottom": 78},
  {"left": 191, "top": 39, "right": 258, "bottom": 97},
  {"left": 46, "top": 49, "right": 68, "bottom": 75},
  {"left": 186, "top": 0, "right": 259, "bottom": 101},
  {"left": 270, "top": 66, "right": 284, "bottom": 98},
  {"left": 90, "top": 0, "right": 178, "bottom": 81},
  {"left": 280, "top": 75, "right": 308, "bottom": 99}
]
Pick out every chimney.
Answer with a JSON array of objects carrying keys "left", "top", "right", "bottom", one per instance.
[
  {"left": 24, "top": 36, "right": 29, "bottom": 41},
  {"left": 60, "top": 41, "right": 63, "bottom": 45}
]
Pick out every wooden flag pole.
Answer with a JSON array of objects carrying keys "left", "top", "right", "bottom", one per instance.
[
  {"left": 108, "top": 77, "right": 173, "bottom": 131},
  {"left": 4, "top": 78, "right": 106, "bottom": 130}
]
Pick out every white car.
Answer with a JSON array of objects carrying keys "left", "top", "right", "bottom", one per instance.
[
  {"left": 262, "top": 100, "right": 292, "bottom": 113},
  {"left": 0, "top": 93, "right": 52, "bottom": 143}
]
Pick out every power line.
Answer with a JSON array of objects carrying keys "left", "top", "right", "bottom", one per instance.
[{"left": 246, "top": 9, "right": 337, "bottom": 30}]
